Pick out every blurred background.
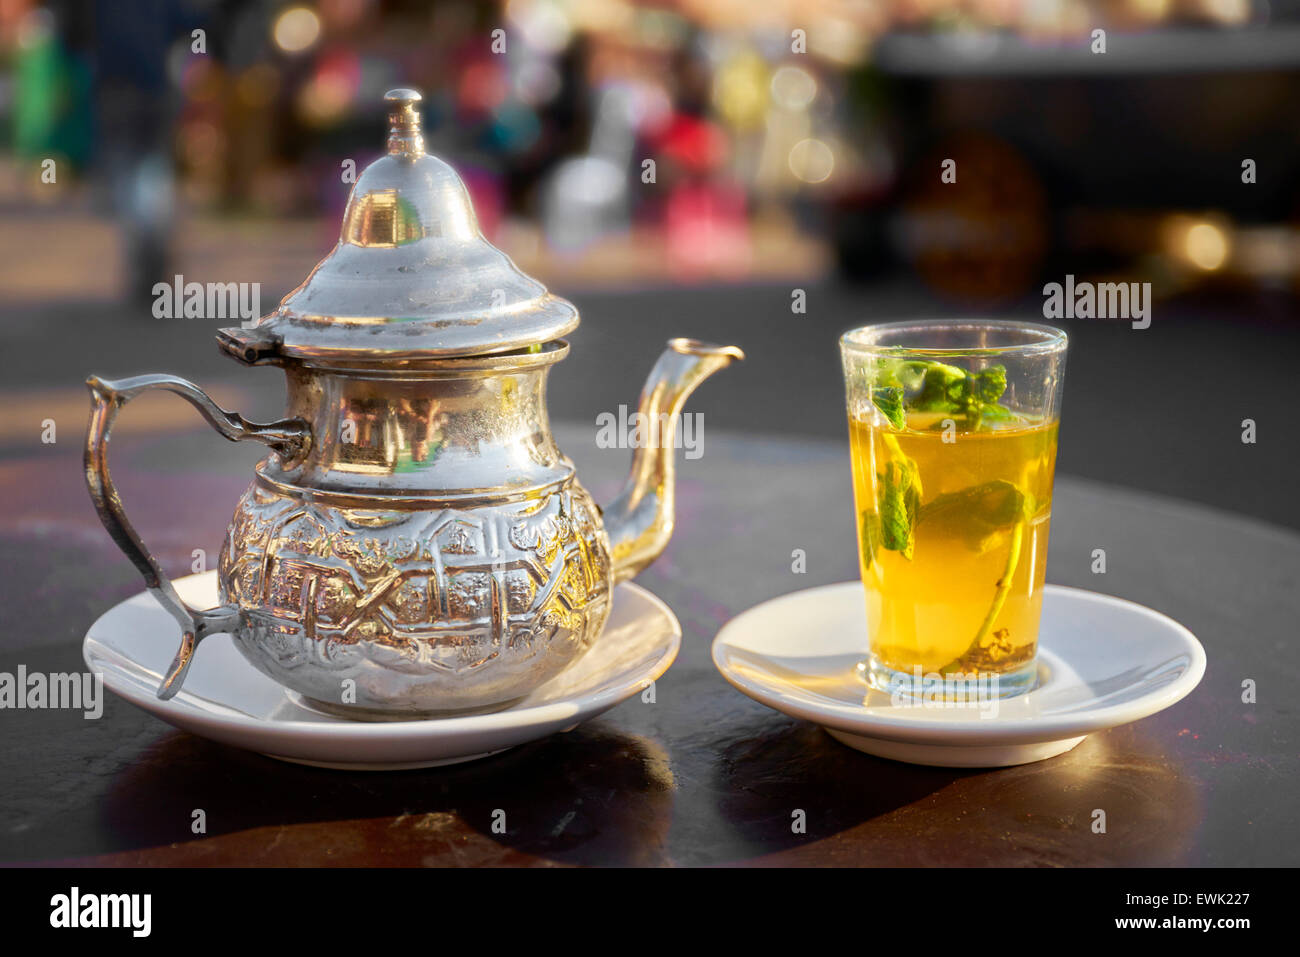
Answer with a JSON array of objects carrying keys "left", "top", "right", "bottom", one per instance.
[{"left": 1, "top": 0, "right": 1298, "bottom": 526}]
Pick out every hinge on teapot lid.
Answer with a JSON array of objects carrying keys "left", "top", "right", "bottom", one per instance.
[{"left": 217, "top": 326, "right": 284, "bottom": 365}]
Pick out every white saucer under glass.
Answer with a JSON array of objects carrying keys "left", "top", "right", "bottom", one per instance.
[{"left": 712, "top": 582, "right": 1205, "bottom": 767}]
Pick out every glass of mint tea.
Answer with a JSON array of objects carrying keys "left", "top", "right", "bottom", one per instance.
[{"left": 840, "top": 321, "right": 1068, "bottom": 700}]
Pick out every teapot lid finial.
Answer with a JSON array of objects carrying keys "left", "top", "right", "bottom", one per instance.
[
  {"left": 221, "top": 89, "right": 579, "bottom": 363},
  {"left": 384, "top": 88, "right": 425, "bottom": 156}
]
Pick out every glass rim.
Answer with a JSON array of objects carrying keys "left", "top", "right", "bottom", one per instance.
[{"left": 840, "top": 319, "right": 1068, "bottom": 359}]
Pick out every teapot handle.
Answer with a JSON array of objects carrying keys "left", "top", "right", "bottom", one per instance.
[{"left": 84, "top": 374, "right": 312, "bottom": 700}]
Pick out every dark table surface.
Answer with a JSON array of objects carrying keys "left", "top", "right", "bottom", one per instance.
[{"left": 1, "top": 421, "right": 1296, "bottom": 866}]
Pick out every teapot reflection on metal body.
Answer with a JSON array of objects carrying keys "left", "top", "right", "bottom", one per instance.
[{"left": 85, "top": 90, "right": 742, "bottom": 717}]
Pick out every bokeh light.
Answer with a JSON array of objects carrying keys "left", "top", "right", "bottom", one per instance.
[
  {"left": 507, "top": 0, "right": 573, "bottom": 54},
  {"left": 296, "top": 51, "right": 361, "bottom": 126},
  {"left": 1128, "top": 0, "right": 1172, "bottom": 22},
  {"left": 1185, "top": 222, "right": 1230, "bottom": 270},
  {"left": 788, "top": 138, "right": 834, "bottom": 183},
  {"left": 273, "top": 6, "right": 322, "bottom": 54},
  {"left": 1199, "top": 0, "right": 1252, "bottom": 24},
  {"left": 712, "top": 50, "right": 769, "bottom": 131},
  {"left": 770, "top": 65, "right": 817, "bottom": 111}
]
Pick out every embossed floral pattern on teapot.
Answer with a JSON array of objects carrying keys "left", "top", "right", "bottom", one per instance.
[{"left": 85, "top": 90, "right": 741, "bottom": 717}]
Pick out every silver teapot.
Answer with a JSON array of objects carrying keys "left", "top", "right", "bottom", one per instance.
[{"left": 85, "top": 90, "right": 742, "bottom": 717}]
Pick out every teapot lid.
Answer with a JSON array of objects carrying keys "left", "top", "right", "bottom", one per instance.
[{"left": 225, "top": 89, "right": 578, "bottom": 361}]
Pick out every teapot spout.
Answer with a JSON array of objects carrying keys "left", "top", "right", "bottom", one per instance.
[{"left": 602, "top": 339, "right": 744, "bottom": 583}]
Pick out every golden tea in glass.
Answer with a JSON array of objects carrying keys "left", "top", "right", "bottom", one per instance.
[{"left": 841, "top": 321, "right": 1068, "bottom": 699}]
